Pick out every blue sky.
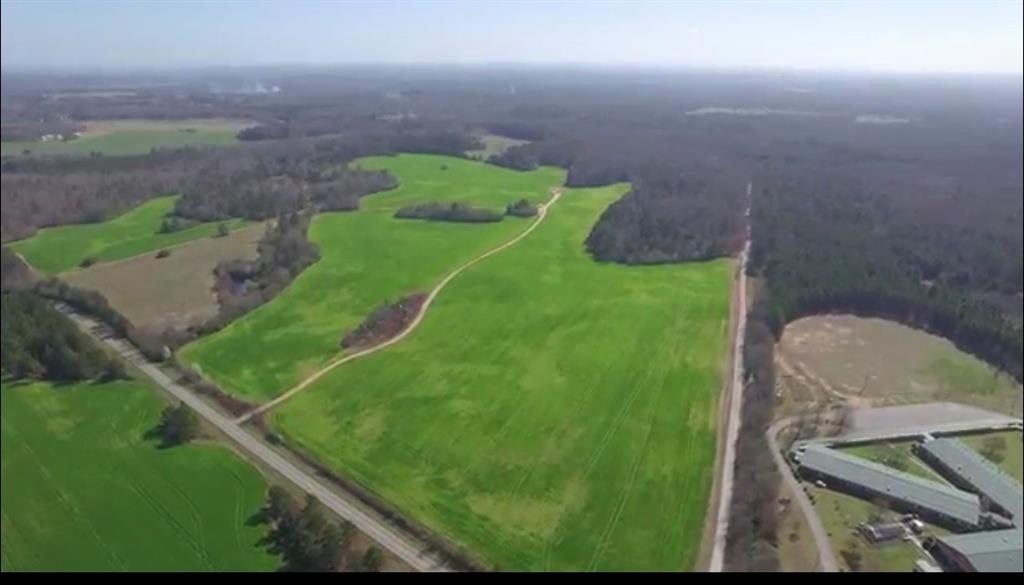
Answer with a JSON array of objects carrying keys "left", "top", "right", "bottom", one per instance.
[{"left": 2, "top": 0, "right": 1022, "bottom": 73}]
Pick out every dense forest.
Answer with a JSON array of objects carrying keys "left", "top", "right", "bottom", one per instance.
[
  {"left": 749, "top": 169, "right": 1022, "bottom": 382},
  {"left": 1, "top": 153, "right": 193, "bottom": 241},
  {"left": 1, "top": 290, "right": 125, "bottom": 381}
]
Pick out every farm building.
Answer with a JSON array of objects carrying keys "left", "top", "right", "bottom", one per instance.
[
  {"left": 794, "top": 444, "right": 986, "bottom": 531},
  {"left": 916, "top": 438, "right": 1023, "bottom": 527},
  {"left": 928, "top": 529, "right": 1023, "bottom": 573},
  {"left": 858, "top": 521, "right": 905, "bottom": 543}
]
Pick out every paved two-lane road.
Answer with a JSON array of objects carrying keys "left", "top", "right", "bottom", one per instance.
[{"left": 61, "top": 307, "right": 450, "bottom": 573}]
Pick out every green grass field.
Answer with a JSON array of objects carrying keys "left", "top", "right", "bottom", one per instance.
[
  {"left": 10, "top": 196, "right": 248, "bottom": 275},
  {"left": 840, "top": 441, "right": 944, "bottom": 481},
  {"left": 354, "top": 154, "right": 563, "bottom": 212},
  {"left": 1, "top": 120, "right": 247, "bottom": 157},
  {"left": 180, "top": 154, "right": 565, "bottom": 400},
  {"left": 961, "top": 431, "right": 1024, "bottom": 482},
  {"left": 0, "top": 380, "right": 277, "bottom": 572},
  {"left": 272, "top": 184, "right": 733, "bottom": 571},
  {"left": 809, "top": 487, "right": 923, "bottom": 572}
]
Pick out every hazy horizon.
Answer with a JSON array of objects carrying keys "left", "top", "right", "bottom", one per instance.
[{"left": 2, "top": 0, "right": 1022, "bottom": 75}]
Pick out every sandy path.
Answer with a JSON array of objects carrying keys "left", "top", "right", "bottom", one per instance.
[{"left": 707, "top": 181, "right": 751, "bottom": 572}]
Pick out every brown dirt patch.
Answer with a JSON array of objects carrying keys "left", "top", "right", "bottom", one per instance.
[
  {"left": 62, "top": 224, "right": 266, "bottom": 331},
  {"left": 777, "top": 314, "right": 1021, "bottom": 414}
]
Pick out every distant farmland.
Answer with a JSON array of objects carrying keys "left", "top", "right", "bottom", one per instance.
[
  {"left": 0, "top": 118, "right": 251, "bottom": 157},
  {"left": 273, "top": 184, "right": 733, "bottom": 571},
  {"left": 465, "top": 134, "right": 530, "bottom": 160},
  {"left": 353, "top": 154, "right": 561, "bottom": 212},
  {"left": 0, "top": 380, "right": 277, "bottom": 572},
  {"left": 181, "top": 154, "right": 565, "bottom": 400},
  {"left": 10, "top": 196, "right": 248, "bottom": 275}
]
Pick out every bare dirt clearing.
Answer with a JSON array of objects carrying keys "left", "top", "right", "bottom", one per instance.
[
  {"left": 778, "top": 315, "right": 1022, "bottom": 415},
  {"left": 61, "top": 224, "right": 265, "bottom": 330}
]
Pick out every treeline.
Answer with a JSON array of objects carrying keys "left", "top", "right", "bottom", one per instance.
[
  {"left": 1, "top": 157, "right": 191, "bottom": 242},
  {"left": 173, "top": 138, "right": 397, "bottom": 222},
  {"left": 749, "top": 170, "right": 1023, "bottom": 382},
  {"left": 1, "top": 247, "right": 34, "bottom": 292},
  {"left": 586, "top": 176, "right": 743, "bottom": 264},
  {"left": 723, "top": 293, "right": 782, "bottom": 572},
  {"left": 487, "top": 139, "right": 744, "bottom": 264},
  {"left": 505, "top": 199, "right": 538, "bottom": 218},
  {"left": 260, "top": 488, "right": 382, "bottom": 572},
  {"left": 32, "top": 277, "right": 173, "bottom": 363},
  {"left": 207, "top": 211, "right": 321, "bottom": 333},
  {"left": 147, "top": 404, "right": 201, "bottom": 448},
  {"left": 1, "top": 290, "right": 125, "bottom": 382},
  {"left": 1, "top": 119, "right": 82, "bottom": 142},
  {"left": 394, "top": 202, "right": 503, "bottom": 223},
  {"left": 96, "top": 211, "right": 322, "bottom": 368}
]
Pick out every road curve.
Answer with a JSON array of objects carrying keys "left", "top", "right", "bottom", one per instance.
[
  {"left": 239, "top": 187, "right": 564, "bottom": 422},
  {"left": 708, "top": 182, "right": 752, "bottom": 572},
  {"left": 766, "top": 417, "right": 839, "bottom": 572},
  {"left": 61, "top": 307, "right": 451, "bottom": 573}
]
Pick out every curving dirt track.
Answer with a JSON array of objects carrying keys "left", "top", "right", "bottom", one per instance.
[{"left": 237, "top": 188, "right": 564, "bottom": 423}]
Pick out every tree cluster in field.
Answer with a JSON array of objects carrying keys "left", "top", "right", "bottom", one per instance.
[
  {"left": 394, "top": 202, "right": 503, "bottom": 223},
  {"left": 147, "top": 403, "right": 201, "bottom": 448},
  {"left": 341, "top": 294, "right": 427, "bottom": 350},
  {"left": 1, "top": 290, "right": 125, "bottom": 382},
  {"left": 505, "top": 199, "right": 538, "bottom": 218},
  {"left": 158, "top": 216, "right": 198, "bottom": 234},
  {"left": 260, "top": 487, "right": 384, "bottom": 572},
  {"left": 487, "top": 140, "right": 744, "bottom": 265},
  {"left": 33, "top": 278, "right": 133, "bottom": 337}
]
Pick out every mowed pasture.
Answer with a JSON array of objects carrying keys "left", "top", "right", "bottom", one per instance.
[
  {"left": 0, "top": 380, "right": 277, "bottom": 572},
  {"left": 1, "top": 118, "right": 251, "bottom": 157},
  {"left": 181, "top": 155, "right": 565, "bottom": 400},
  {"left": 10, "top": 196, "right": 248, "bottom": 275},
  {"left": 61, "top": 223, "right": 266, "bottom": 331},
  {"left": 273, "top": 184, "right": 733, "bottom": 571}
]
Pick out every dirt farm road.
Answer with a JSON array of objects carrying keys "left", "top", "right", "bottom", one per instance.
[
  {"left": 237, "top": 187, "right": 564, "bottom": 422},
  {"left": 707, "top": 181, "right": 752, "bottom": 572},
  {"left": 766, "top": 416, "right": 840, "bottom": 572}
]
